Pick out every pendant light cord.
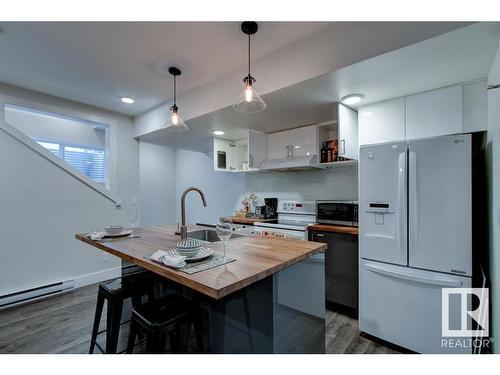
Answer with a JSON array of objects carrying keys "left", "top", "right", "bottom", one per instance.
[
  {"left": 173, "top": 75, "right": 177, "bottom": 106},
  {"left": 248, "top": 34, "right": 251, "bottom": 77}
]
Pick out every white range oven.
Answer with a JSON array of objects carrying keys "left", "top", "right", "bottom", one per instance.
[
  {"left": 253, "top": 200, "right": 316, "bottom": 240},
  {"left": 254, "top": 200, "right": 325, "bottom": 318}
]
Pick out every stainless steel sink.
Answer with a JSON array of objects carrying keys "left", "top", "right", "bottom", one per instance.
[{"left": 187, "top": 229, "right": 244, "bottom": 243}]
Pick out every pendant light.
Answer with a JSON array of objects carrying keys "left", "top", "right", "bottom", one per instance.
[
  {"left": 233, "top": 21, "right": 267, "bottom": 113},
  {"left": 164, "top": 67, "right": 188, "bottom": 132}
]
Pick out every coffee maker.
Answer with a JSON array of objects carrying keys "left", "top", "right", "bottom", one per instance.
[{"left": 254, "top": 198, "right": 278, "bottom": 219}]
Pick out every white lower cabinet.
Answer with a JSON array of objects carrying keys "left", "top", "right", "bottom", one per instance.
[
  {"left": 358, "top": 98, "right": 405, "bottom": 146},
  {"left": 277, "top": 253, "right": 325, "bottom": 319}
]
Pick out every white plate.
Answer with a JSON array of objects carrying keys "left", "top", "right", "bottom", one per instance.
[
  {"left": 166, "top": 247, "right": 214, "bottom": 263},
  {"left": 104, "top": 229, "right": 133, "bottom": 238}
]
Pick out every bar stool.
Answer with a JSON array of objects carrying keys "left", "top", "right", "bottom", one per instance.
[
  {"left": 126, "top": 294, "right": 205, "bottom": 353},
  {"left": 89, "top": 271, "right": 149, "bottom": 354}
]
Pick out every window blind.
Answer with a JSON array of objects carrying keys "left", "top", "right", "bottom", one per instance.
[{"left": 36, "top": 141, "right": 105, "bottom": 183}]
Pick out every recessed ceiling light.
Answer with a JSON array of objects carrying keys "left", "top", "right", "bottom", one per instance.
[
  {"left": 341, "top": 94, "right": 364, "bottom": 106},
  {"left": 213, "top": 131, "right": 225, "bottom": 136},
  {"left": 120, "top": 97, "right": 135, "bottom": 104}
]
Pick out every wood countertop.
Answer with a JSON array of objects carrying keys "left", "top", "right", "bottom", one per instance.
[
  {"left": 308, "top": 224, "right": 359, "bottom": 235},
  {"left": 229, "top": 216, "right": 275, "bottom": 225},
  {"left": 76, "top": 225, "right": 326, "bottom": 300}
]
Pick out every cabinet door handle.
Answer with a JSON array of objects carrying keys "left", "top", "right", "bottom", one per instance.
[
  {"left": 249, "top": 155, "right": 253, "bottom": 168},
  {"left": 340, "top": 139, "right": 346, "bottom": 155}
]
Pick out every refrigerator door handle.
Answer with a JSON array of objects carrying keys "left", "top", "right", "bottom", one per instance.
[
  {"left": 409, "top": 150, "right": 418, "bottom": 250},
  {"left": 397, "top": 151, "right": 406, "bottom": 255},
  {"left": 365, "top": 263, "right": 463, "bottom": 287}
]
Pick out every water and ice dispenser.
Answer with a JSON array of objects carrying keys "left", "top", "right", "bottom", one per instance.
[{"left": 365, "top": 201, "right": 393, "bottom": 225}]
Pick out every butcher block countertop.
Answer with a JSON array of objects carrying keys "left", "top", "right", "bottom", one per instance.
[
  {"left": 308, "top": 224, "right": 359, "bottom": 235},
  {"left": 229, "top": 216, "right": 275, "bottom": 225},
  {"left": 76, "top": 225, "right": 326, "bottom": 300}
]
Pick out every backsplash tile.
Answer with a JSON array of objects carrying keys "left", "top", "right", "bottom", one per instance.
[{"left": 245, "top": 165, "right": 358, "bottom": 203}]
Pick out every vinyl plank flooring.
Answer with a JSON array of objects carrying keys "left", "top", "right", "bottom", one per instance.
[
  {"left": 325, "top": 309, "right": 401, "bottom": 354},
  {"left": 0, "top": 284, "right": 400, "bottom": 354}
]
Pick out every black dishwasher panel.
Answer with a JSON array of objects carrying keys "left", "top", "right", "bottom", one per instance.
[{"left": 309, "top": 230, "right": 358, "bottom": 315}]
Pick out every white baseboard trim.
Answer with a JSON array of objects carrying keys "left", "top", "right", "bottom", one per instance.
[
  {"left": 73, "top": 267, "right": 121, "bottom": 289},
  {"left": 0, "top": 268, "right": 121, "bottom": 309}
]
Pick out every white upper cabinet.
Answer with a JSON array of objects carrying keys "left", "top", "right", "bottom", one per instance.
[
  {"left": 463, "top": 80, "right": 487, "bottom": 133},
  {"left": 358, "top": 98, "right": 405, "bottom": 146},
  {"left": 405, "top": 85, "right": 462, "bottom": 140},
  {"left": 267, "top": 130, "right": 291, "bottom": 160},
  {"left": 338, "top": 104, "right": 359, "bottom": 159},
  {"left": 290, "top": 124, "right": 317, "bottom": 157},
  {"left": 248, "top": 130, "right": 267, "bottom": 168},
  {"left": 359, "top": 81, "right": 487, "bottom": 146},
  {"left": 267, "top": 124, "right": 318, "bottom": 160},
  {"left": 213, "top": 129, "right": 266, "bottom": 172}
]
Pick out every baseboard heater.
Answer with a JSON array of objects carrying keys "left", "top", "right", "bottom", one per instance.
[{"left": 0, "top": 280, "right": 74, "bottom": 309}]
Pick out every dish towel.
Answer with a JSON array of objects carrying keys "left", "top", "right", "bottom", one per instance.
[
  {"left": 89, "top": 231, "right": 106, "bottom": 240},
  {"left": 150, "top": 250, "right": 187, "bottom": 269}
]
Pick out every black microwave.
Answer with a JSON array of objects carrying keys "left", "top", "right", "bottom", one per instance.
[{"left": 316, "top": 200, "right": 358, "bottom": 227}]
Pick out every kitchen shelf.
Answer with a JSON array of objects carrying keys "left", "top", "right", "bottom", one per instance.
[{"left": 318, "top": 160, "right": 358, "bottom": 168}]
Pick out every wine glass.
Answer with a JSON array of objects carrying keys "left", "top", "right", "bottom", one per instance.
[
  {"left": 126, "top": 207, "right": 138, "bottom": 229},
  {"left": 216, "top": 217, "right": 233, "bottom": 260}
]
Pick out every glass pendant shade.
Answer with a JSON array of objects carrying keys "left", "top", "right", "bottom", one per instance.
[
  {"left": 233, "top": 22, "right": 266, "bottom": 114},
  {"left": 233, "top": 77, "right": 267, "bottom": 113},
  {"left": 164, "top": 106, "right": 188, "bottom": 132}
]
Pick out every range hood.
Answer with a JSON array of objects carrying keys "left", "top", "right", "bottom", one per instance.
[{"left": 257, "top": 154, "right": 322, "bottom": 171}]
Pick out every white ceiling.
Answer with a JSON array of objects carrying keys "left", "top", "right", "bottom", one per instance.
[
  {"left": 0, "top": 22, "right": 330, "bottom": 115},
  {"left": 140, "top": 22, "right": 500, "bottom": 152}
]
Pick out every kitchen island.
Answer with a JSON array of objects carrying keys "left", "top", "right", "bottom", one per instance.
[{"left": 76, "top": 224, "right": 326, "bottom": 353}]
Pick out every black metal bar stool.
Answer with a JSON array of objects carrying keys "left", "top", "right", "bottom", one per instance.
[
  {"left": 126, "top": 294, "right": 205, "bottom": 353},
  {"left": 89, "top": 271, "right": 150, "bottom": 354}
]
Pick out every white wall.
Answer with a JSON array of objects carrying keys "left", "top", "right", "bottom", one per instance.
[
  {"left": 139, "top": 142, "right": 177, "bottom": 225},
  {"left": 139, "top": 142, "right": 357, "bottom": 227},
  {"left": 0, "top": 84, "right": 139, "bottom": 296},
  {"left": 487, "top": 42, "right": 500, "bottom": 352},
  {"left": 139, "top": 145, "right": 245, "bottom": 226},
  {"left": 175, "top": 149, "right": 245, "bottom": 225},
  {"left": 245, "top": 165, "right": 358, "bottom": 204},
  {"left": 5, "top": 105, "right": 106, "bottom": 149}
]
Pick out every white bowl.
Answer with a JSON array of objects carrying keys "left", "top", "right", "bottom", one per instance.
[
  {"left": 177, "top": 248, "right": 200, "bottom": 258},
  {"left": 105, "top": 225, "right": 125, "bottom": 235}
]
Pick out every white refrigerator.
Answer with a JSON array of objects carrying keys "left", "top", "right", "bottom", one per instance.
[{"left": 359, "top": 134, "right": 473, "bottom": 354}]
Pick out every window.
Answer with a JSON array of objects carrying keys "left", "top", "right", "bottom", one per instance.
[
  {"left": 36, "top": 141, "right": 106, "bottom": 184},
  {"left": 4, "top": 104, "right": 110, "bottom": 187}
]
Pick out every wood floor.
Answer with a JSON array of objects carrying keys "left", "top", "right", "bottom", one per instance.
[{"left": 0, "top": 283, "right": 400, "bottom": 354}]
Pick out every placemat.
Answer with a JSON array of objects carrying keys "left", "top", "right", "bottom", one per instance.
[
  {"left": 180, "top": 254, "right": 235, "bottom": 274},
  {"left": 146, "top": 253, "right": 235, "bottom": 274}
]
